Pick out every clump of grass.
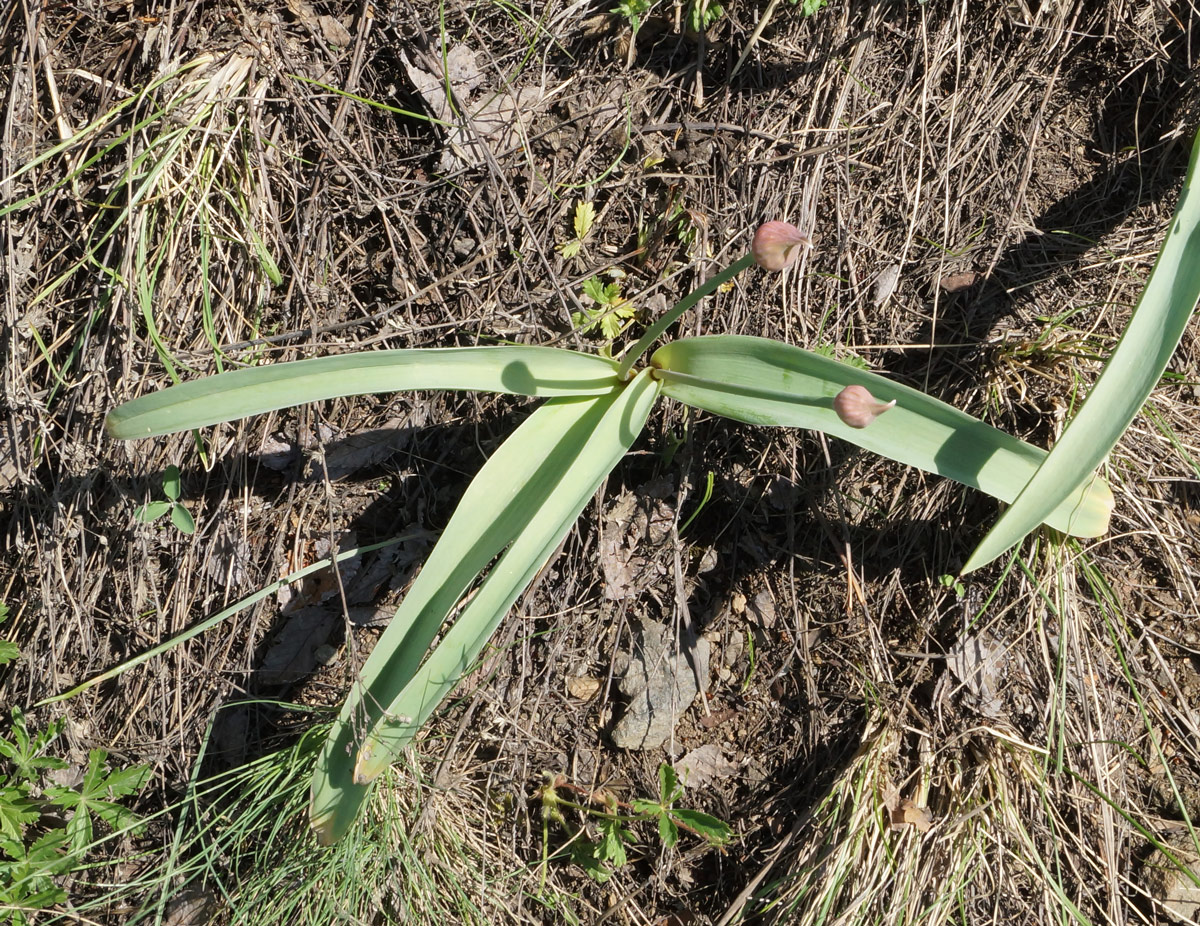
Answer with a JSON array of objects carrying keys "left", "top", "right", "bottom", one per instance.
[{"left": 100, "top": 715, "right": 580, "bottom": 925}]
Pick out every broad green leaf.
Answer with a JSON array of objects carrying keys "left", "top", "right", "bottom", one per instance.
[
  {"left": 963, "top": 133, "right": 1200, "bottom": 572},
  {"left": 651, "top": 335, "right": 1113, "bottom": 538},
  {"left": 106, "top": 346, "right": 621, "bottom": 439},
  {"left": 161, "top": 464, "right": 182, "bottom": 500},
  {"left": 671, "top": 808, "right": 733, "bottom": 844},
  {"left": 659, "top": 813, "right": 679, "bottom": 848},
  {"left": 170, "top": 504, "right": 196, "bottom": 534},
  {"left": 310, "top": 371, "right": 661, "bottom": 843},
  {"left": 135, "top": 501, "right": 171, "bottom": 522}
]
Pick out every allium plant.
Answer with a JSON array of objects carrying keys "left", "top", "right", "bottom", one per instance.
[{"left": 104, "top": 135, "right": 1200, "bottom": 842}]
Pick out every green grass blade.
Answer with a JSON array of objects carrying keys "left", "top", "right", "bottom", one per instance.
[
  {"left": 962, "top": 133, "right": 1200, "bottom": 572},
  {"left": 309, "top": 371, "right": 661, "bottom": 843},
  {"left": 105, "top": 346, "right": 622, "bottom": 438},
  {"left": 651, "top": 335, "right": 1113, "bottom": 537}
]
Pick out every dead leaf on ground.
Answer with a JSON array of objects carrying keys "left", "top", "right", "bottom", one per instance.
[
  {"left": 938, "top": 270, "right": 981, "bottom": 293},
  {"left": 306, "top": 419, "right": 411, "bottom": 481},
  {"left": 204, "top": 523, "right": 251, "bottom": 586},
  {"left": 400, "top": 45, "right": 483, "bottom": 121},
  {"left": 675, "top": 743, "right": 737, "bottom": 790},
  {"left": 163, "top": 887, "right": 223, "bottom": 926},
  {"left": 946, "top": 633, "right": 1007, "bottom": 717},
  {"left": 284, "top": 0, "right": 352, "bottom": 46},
  {"left": 254, "top": 432, "right": 299, "bottom": 472},
  {"left": 281, "top": 532, "right": 360, "bottom": 612},
  {"left": 600, "top": 487, "right": 675, "bottom": 600},
  {"left": 873, "top": 262, "right": 901, "bottom": 306},
  {"left": 566, "top": 675, "right": 602, "bottom": 700},
  {"left": 1143, "top": 839, "right": 1200, "bottom": 922},
  {"left": 258, "top": 606, "right": 338, "bottom": 686},
  {"left": 747, "top": 588, "right": 776, "bottom": 629},
  {"left": 890, "top": 798, "right": 933, "bottom": 833}
]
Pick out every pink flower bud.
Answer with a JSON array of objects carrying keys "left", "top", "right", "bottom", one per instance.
[
  {"left": 833, "top": 385, "right": 896, "bottom": 429},
  {"left": 752, "top": 221, "right": 812, "bottom": 271}
]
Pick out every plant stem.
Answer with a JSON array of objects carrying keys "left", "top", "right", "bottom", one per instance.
[{"left": 616, "top": 251, "right": 756, "bottom": 381}]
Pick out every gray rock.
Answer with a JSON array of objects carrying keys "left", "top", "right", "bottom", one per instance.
[{"left": 610, "top": 618, "right": 709, "bottom": 750}]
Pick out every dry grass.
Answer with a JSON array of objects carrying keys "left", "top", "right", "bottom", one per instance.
[{"left": 3, "top": 0, "right": 1200, "bottom": 922}]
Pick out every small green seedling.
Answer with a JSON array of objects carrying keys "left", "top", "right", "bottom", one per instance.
[
  {"left": 687, "top": 0, "right": 724, "bottom": 32},
  {"left": 939, "top": 574, "right": 966, "bottom": 598},
  {"left": 559, "top": 201, "right": 596, "bottom": 260},
  {"left": 631, "top": 763, "right": 732, "bottom": 850},
  {"left": 537, "top": 765, "right": 730, "bottom": 883},
  {"left": 571, "top": 275, "right": 637, "bottom": 342},
  {"left": 135, "top": 464, "right": 195, "bottom": 534},
  {"left": 795, "top": 0, "right": 828, "bottom": 16},
  {"left": 612, "top": 0, "right": 654, "bottom": 33},
  {"left": 0, "top": 706, "right": 151, "bottom": 923}
]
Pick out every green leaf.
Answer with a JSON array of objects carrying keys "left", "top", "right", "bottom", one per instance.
[
  {"left": 0, "top": 791, "right": 39, "bottom": 842},
  {"left": 135, "top": 500, "right": 171, "bottom": 522},
  {"left": 659, "top": 762, "right": 678, "bottom": 801},
  {"left": 573, "top": 200, "right": 596, "bottom": 240},
  {"left": 161, "top": 464, "right": 182, "bottom": 500},
  {"left": 671, "top": 808, "right": 733, "bottom": 844},
  {"left": 0, "top": 641, "right": 19, "bottom": 665},
  {"left": 582, "top": 277, "right": 608, "bottom": 304},
  {"left": 84, "top": 751, "right": 152, "bottom": 800},
  {"left": 599, "top": 312, "right": 625, "bottom": 340},
  {"left": 962, "top": 133, "right": 1200, "bottom": 572},
  {"left": 651, "top": 335, "right": 1113, "bottom": 538},
  {"left": 658, "top": 812, "right": 679, "bottom": 848},
  {"left": 688, "top": 0, "right": 723, "bottom": 31},
  {"left": 248, "top": 227, "right": 283, "bottom": 286},
  {"left": 599, "top": 818, "right": 628, "bottom": 868},
  {"left": 106, "top": 346, "right": 622, "bottom": 439},
  {"left": 310, "top": 371, "right": 661, "bottom": 843},
  {"left": 560, "top": 239, "right": 582, "bottom": 259},
  {"left": 571, "top": 840, "right": 612, "bottom": 882},
  {"left": 170, "top": 504, "right": 196, "bottom": 534}
]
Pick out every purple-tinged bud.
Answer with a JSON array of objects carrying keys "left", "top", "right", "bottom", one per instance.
[
  {"left": 833, "top": 385, "right": 896, "bottom": 429},
  {"left": 752, "top": 221, "right": 812, "bottom": 271}
]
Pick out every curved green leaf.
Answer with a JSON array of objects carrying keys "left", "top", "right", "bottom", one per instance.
[
  {"left": 309, "top": 371, "right": 661, "bottom": 844},
  {"left": 106, "top": 346, "right": 622, "bottom": 439},
  {"left": 963, "top": 133, "right": 1200, "bottom": 572},
  {"left": 651, "top": 335, "right": 1112, "bottom": 538}
]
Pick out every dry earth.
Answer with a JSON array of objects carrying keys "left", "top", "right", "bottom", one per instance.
[{"left": 3, "top": 0, "right": 1200, "bottom": 923}]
